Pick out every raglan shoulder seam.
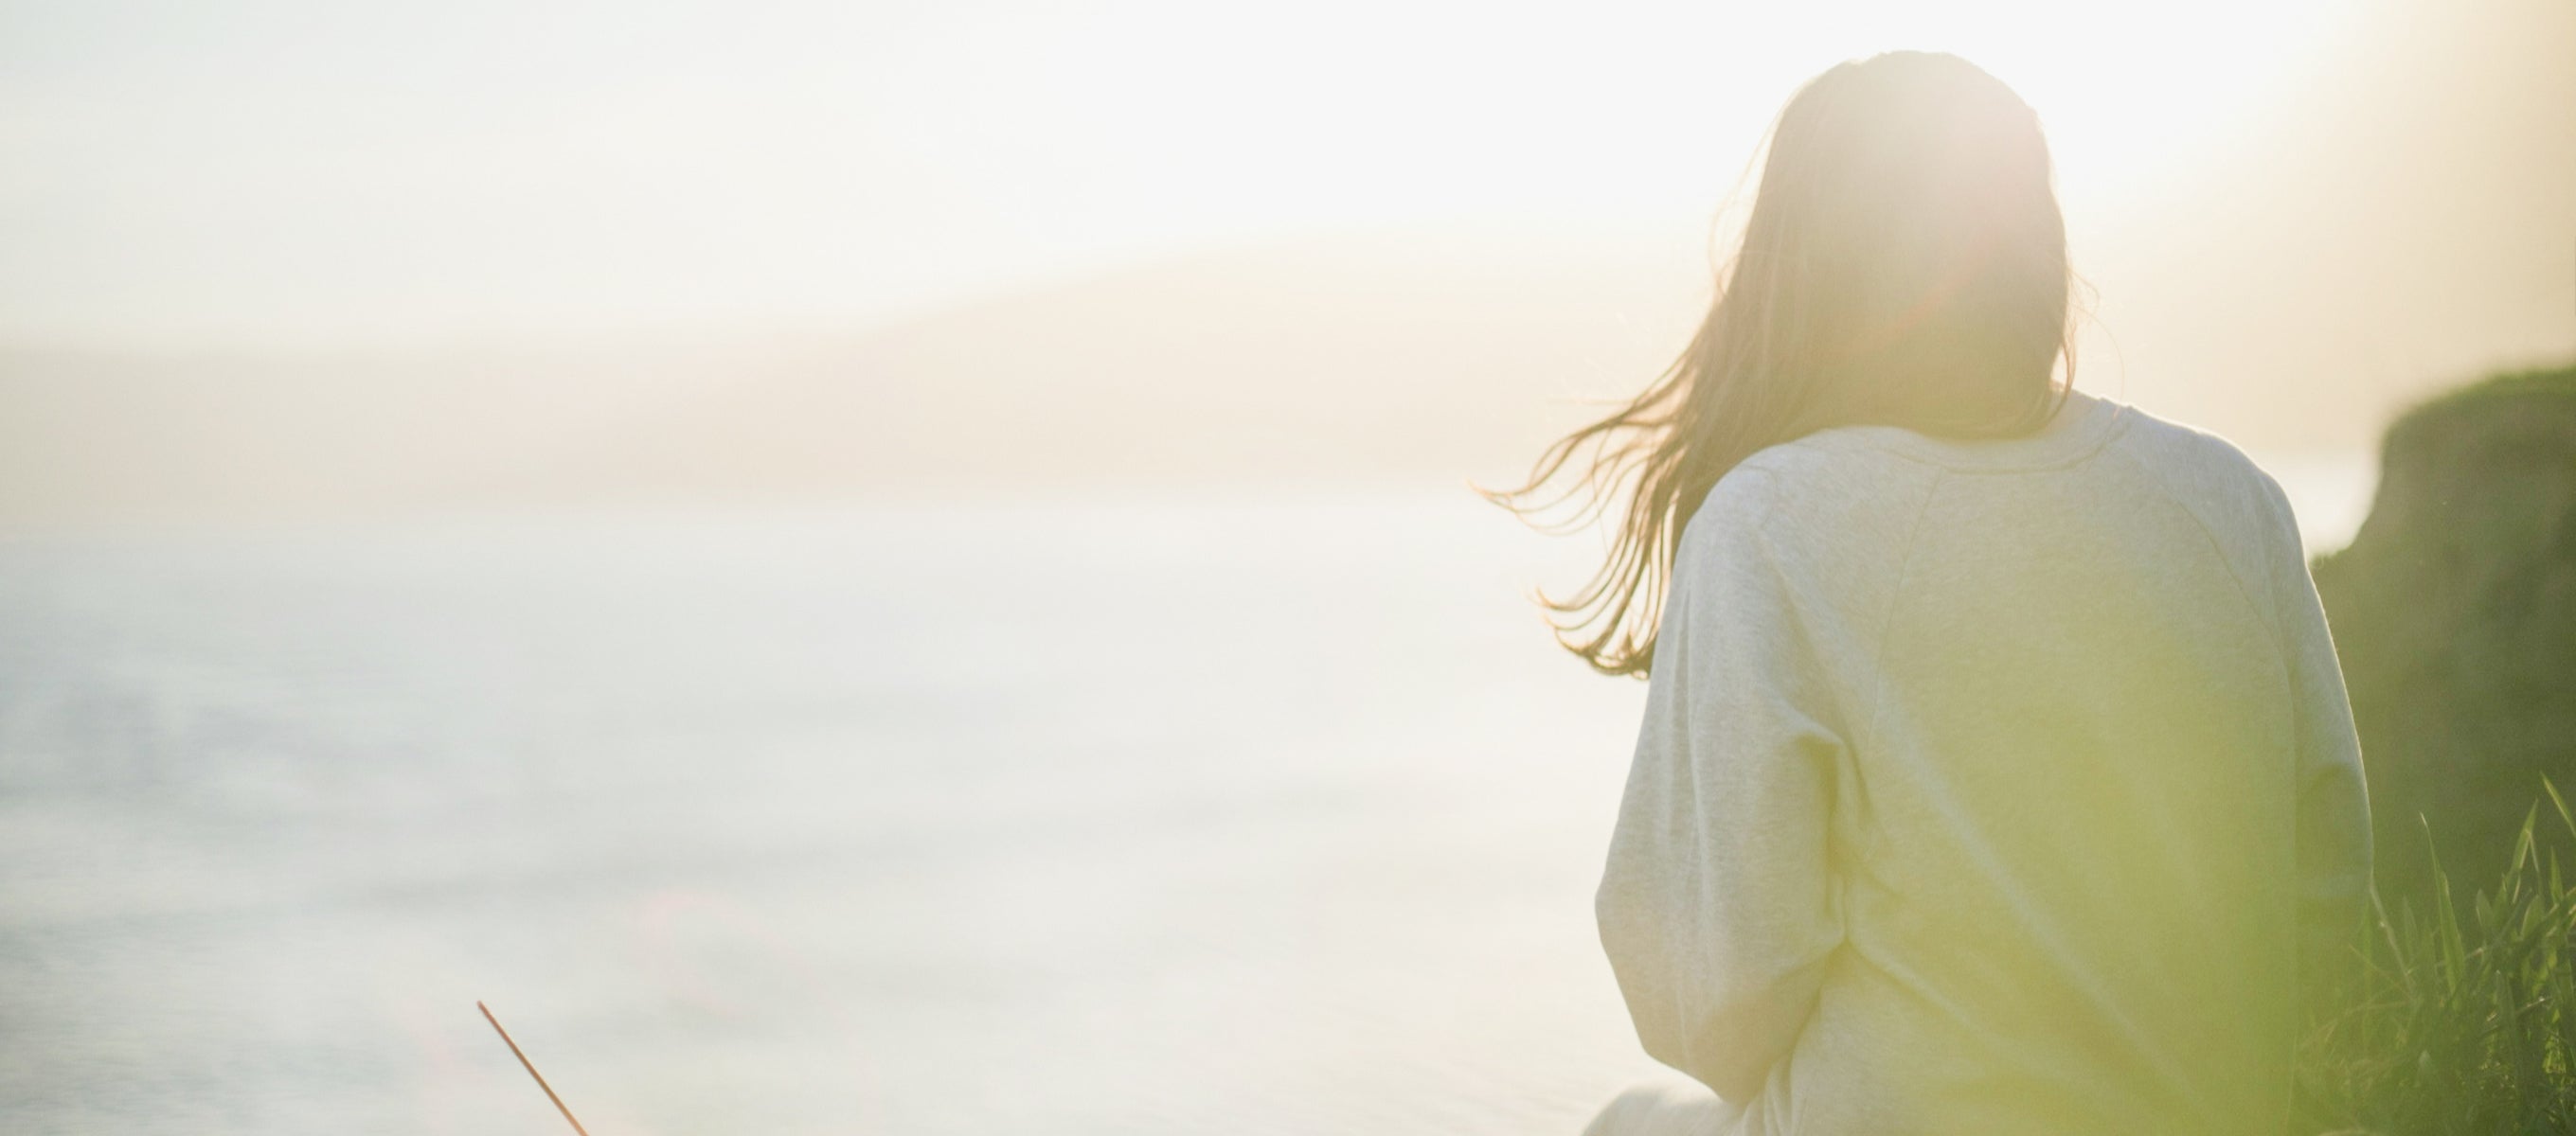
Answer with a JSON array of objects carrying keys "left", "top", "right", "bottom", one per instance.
[{"left": 2109, "top": 433, "right": 2292, "bottom": 672}]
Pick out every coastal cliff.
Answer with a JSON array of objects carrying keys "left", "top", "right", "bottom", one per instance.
[{"left": 2313, "top": 364, "right": 2576, "bottom": 898}]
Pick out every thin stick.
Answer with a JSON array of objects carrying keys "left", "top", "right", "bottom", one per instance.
[{"left": 477, "top": 1001, "right": 594, "bottom": 1136}]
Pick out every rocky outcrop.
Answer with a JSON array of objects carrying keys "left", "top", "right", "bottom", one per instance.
[{"left": 2314, "top": 364, "right": 2576, "bottom": 900}]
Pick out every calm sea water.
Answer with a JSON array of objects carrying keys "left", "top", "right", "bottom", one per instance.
[{"left": 0, "top": 459, "right": 2371, "bottom": 1136}]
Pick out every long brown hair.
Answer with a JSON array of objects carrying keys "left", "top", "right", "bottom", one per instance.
[{"left": 1490, "top": 51, "right": 2076, "bottom": 677}]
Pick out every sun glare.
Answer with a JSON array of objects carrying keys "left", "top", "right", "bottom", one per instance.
[
  {"left": 851, "top": 0, "right": 2362, "bottom": 311},
  {"left": 0, "top": 0, "right": 2421, "bottom": 349},
  {"left": 1912, "top": 0, "right": 2347, "bottom": 207}
]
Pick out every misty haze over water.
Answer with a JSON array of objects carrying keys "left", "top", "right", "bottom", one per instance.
[{"left": 0, "top": 465, "right": 2369, "bottom": 1135}]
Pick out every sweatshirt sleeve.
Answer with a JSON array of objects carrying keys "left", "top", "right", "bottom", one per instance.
[
  {"left": 2258, "top": 475, "right": 2375, "bottom": 1008},
  {"left": 1596, "top": 470, "right": 1847, "bottom": 1103}
]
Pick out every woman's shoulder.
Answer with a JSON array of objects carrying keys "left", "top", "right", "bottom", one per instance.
[
  {"left": 2099, "top": 401, "right": 2301, "bottom": 542},
  {"left": 1741, "top": 389, "right": 2282, "bottom": 506},
  {"left": 2118, "top": 407, "right": 2281, "bottom": 485},
  {"left": 1689, "top": 390, "right": 2301, "bottom": 572},
  {"left": 1714, "top": 424, "right": 1950, "bottom": 517},
  {"left": 1685, "top": 433, "right": 1949, "bottom": 570}
]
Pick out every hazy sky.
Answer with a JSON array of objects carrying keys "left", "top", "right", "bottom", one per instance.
[{"left": 3, "top": 0, "right": 2411, "bottom": 351}]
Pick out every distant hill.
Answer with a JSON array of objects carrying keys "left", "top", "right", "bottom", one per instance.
[
  {"left": 0, "top": 233, "right": 1707, "bottom": 530},
  {"left": 0, "top": 224, "right": 2544, "bottom": 532},
  {"left": 537, "top": 232, "right": 1710, "bottom": 504}
]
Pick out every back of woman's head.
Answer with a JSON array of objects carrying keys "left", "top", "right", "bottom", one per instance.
[{"left": 1496, "top": 51, "right": 2072, "bottom": 676}]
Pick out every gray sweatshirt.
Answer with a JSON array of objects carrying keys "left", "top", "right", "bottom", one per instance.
[{"left": 1596, "top": 389, "right": 2374, "bottom": 1135}]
